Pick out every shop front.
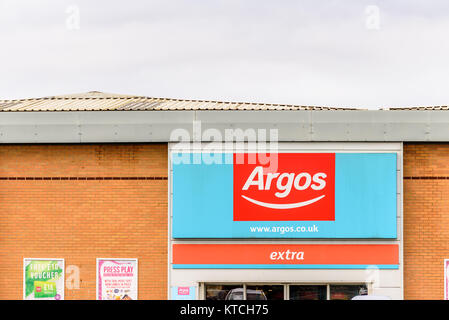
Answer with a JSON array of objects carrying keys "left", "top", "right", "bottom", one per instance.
[
  {"left": 203, "top": 283, "right": 368, "bottom": 300},
  {"left": 168, "top": 142, "right": 403, "bottom": 300}
]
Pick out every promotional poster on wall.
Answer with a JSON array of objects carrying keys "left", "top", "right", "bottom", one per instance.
[
  {"left": 445, "top": 259, "right": 449, "bottom": 300},
  {"left": 96, "top": 258, "right": 138, "bottom": 300},
  {"left": 23, "top": 258, "right": 64, "bottom": 300}
]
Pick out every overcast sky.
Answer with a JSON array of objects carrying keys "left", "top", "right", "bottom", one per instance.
[{"left": 1, "top": 1, "right": 449, "bottom": 108}]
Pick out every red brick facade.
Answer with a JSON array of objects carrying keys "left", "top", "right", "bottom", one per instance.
[
  {"left": 1, "top": 142, "right": 448, "bottom": 299},
  {"left": 404, "top": 143, "right": 449, "bottom": 299},
  {"left": 0, "top": 144, "right": 168, "bottom": 300}
]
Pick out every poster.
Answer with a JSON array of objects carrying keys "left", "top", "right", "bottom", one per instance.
[
  {"left": 445, "top": 259, "right": 449, "bottom": 300},
  {"left": 171, "top": 286, "right": 196, "bottom": 300},
  {"left": 23, "top": 258, "right": 64, "bottom": 300},
  {"left": 97, "top": 258, "right": 138, "bottom": 300}
]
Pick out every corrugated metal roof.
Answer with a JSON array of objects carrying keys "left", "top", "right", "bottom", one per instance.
[
  {"left": 0, "top": 91, "right": 360, "bottom": 111},
  {"left": 388, "top": 106, "right": 449, "bottom": 111}
]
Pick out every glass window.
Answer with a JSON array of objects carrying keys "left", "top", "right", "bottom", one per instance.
[
  {"left": 205, "top": 284, "right": 243, "bottom": 300},
  {"left": 289, "top": 285, "right": 327, "bottom": 300},
  {"left": 329, "top": 285, "right": 368, "bottom": 300},
  {"left": 246, "top": 285, "right": 284, "bottom": 300},
  {"left": 204, "top": 283, "right": 368, "bottom": 300}
]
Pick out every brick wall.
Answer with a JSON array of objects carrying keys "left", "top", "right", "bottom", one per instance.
[
  {"left": 404, "top": 143, "right": 449, "bottom": 299},
  {"left": 4, "top": 142, "right": 445, "bottom": 300},
  {"left": 0, "top": 144, "right": 168, "bottom": 300}
]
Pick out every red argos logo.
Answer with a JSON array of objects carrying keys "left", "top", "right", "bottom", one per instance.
[{"left": 233, "top": 153, "right": 335, "bottom": 221}]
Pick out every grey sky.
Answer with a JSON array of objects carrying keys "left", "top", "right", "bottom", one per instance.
[{"left": 1, "top": 0, "right": 449, "bottom": 108}]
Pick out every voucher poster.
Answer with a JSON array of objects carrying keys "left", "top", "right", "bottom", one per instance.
[
  {"left": 23, "top": 258, "right": 64, "bottom": 300},
  {"left": 96, "top": 258, "right": 138, "bottom": 300}
]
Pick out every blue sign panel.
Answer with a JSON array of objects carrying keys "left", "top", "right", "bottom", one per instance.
[
  {"left": 172, "top": 153, "right": 397, "bottom": 239},
  {"left": 171, "top": 286, "right": 196, "bottom": 300}
]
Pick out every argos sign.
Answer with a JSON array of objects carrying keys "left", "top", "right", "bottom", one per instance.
[
  {"left": 234, "top": 153, "right": 335, "bottom": 221},
  {"left": 172, "top": 152, "right": 397, "bottom": 239}
]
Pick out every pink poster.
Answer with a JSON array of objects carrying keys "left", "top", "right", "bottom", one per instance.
[
  {"left": 97, "top": 259, "right": 138, "bottom": 300},
  {"left": 445, "top": 260, "right": 449, "bottom": 300}
]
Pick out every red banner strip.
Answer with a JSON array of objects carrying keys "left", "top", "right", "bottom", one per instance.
[{"left": 173, "top": 244, "right": 399, "bottom": 265}]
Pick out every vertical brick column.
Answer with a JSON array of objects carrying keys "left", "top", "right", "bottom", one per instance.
[{"left": 404, "top": 143, "right": 449, "bottom": 299}]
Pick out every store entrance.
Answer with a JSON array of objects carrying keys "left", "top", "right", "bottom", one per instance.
[
  {"left": 205, "top": 284, "right": 284, "bottom": 300},
  {"left": 204, "top": 283, "right": 367, "bottom": 300}
]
